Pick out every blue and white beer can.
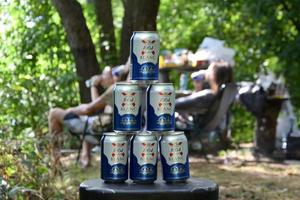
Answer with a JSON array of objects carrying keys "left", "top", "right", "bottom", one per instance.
[
  {"left": 146, "top": 83, "right": 175, "bottom": 131},
  {"left": 101, "top": 132, "right": 128, "bottom": 183},
  {"left": 159, "top": 132, "right": 190, "bottom": 183},
  {"left": 130, "top": 133, "right": 158, "bottom": 183},
  {"left": 113, "top": 83, "right": 142, "bottom": 132},
  {"left": 130, "top": 31, "right": 160, "bottom": 82}
]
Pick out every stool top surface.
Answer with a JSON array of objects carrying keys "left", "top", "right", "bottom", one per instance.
[{"left": 80, "top": 177, "right": 218, "bottom": 194}]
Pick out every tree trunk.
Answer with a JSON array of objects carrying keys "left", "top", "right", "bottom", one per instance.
[
  {"left": 255, "top": 99, "right": 283, "bottom": 155},
  {"left": 119, "top": 0, "right": 160, "bottom": 64},
  {"left": 52, "top": 0, "right": 100, "bottom": 103},
  {"left": 94, "top": 0, "right": 118, "bottom": 66}
]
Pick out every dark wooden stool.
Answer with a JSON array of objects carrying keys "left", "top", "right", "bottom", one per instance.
[{"left": 79, "top": 177, "right": 218, "bottom": 200}]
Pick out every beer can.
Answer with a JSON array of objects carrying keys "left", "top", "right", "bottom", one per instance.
[
  {"left": 130, "top": 31, "right": 160, "bottom": 83},
  {"left": 113, "top": 83, "right": 142, "bottom": 132},
  {"left": 159, "top": 132, "right": 190, "bottom": 183},
  {"left": 130, "top": 133, "right": 158, "bottom": 183},
  {"left": 146, "top": 83, "right": 175, "bottom": 131},
  {"left": 101, "top": 132, "right": 128, "bottom": 183}
]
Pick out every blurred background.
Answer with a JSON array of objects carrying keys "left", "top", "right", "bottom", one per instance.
[{"left": 1, "top": 0, "right": 300, "bottom": 199}]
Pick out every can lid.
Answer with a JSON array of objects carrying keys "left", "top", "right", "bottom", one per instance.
[
  {"left": 135, "top": 132, "right": 156, "bottom": 136},
  {"left": 115, "top": 82, "right": 138, "bottom": 86},
  {"left": 103, "top": 132, "right": 126, "bottom": 136},
  {"left": 161, "top": 131, "right": 184, "bottom": 136},
  {"left": 149, "top": 83, "right": 173, "bottom": 86},
  {"left": 133, "top": 31, "right": 158, "bottom": 33},
  {"left": 130, "top": 80, "right": 159, "bottom": 85}
]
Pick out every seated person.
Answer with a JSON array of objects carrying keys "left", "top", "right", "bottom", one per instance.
[
  {"left": 175, "top": 61, "right": 233, "bottom": 127},
  {"left": 48, "top": 63, "right": 129, "bottom": 169}
]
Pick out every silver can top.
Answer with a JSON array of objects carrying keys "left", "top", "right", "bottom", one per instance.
[
  {"left": 150, "top": 83, "right": 173, "bottom": 86},
  {"left": 134, "top": 133, "right": 157, "bottom": 140},
  {"left": 133, "top": 31, "right": 158, "bottom": 34},
  {"left": 103, "top": 132, "right": 127, "bottom": 137},
  {"left": 114, "top": 82, "right": 141, "bottom": 91},
  {"left": 161, "top": 131, "right": 185, "bottom": 136},
  {"left": 115, "top": 82, "right": 139, "bottom": 86}
]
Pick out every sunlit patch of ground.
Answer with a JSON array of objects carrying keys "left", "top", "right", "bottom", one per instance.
[{"left": 59, "top": 144, "right": 300, "bottom": 200}]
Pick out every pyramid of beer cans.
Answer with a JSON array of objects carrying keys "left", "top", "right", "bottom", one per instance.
[{"left": 100, "top": 31, "right": 190, "bottom": 184}]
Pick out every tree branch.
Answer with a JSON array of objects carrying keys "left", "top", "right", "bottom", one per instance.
[
  {"left": 94, "top": 0, "right": 118, "bottom": 65},
  {"left": 52, "top": 0, "right": 101, "bottom": 103},
  {"left": 119, "top": 0, "right": 160, "bottom": 63}
]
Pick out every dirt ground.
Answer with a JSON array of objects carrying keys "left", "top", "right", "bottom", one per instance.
[{"left": 60, "top": 144, "right": 300, "bottom": 200}]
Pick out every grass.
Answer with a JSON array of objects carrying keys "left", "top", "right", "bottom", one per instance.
[
  {"left": 190, "top": 162, "right": 299, "bottom": 200},
  {"left": 59, "top": 144, "right": 300, "bottom": 200}
]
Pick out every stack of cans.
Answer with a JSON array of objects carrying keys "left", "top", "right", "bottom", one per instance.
[{"left": 101, "top": 31, "right": 190, "bottom": 184}]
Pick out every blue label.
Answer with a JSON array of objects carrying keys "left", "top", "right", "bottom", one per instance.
[
  {"left": 130, "top": 158, "right": 157, "bottom": 181},
  {"left": 131, "top": 53, "right": 159, "bottom": 80},
  {"left": 101, "top": 155, "right": 128, "bottom": 181},
  {"left": 160, "top": 151, "right": 190, "bottom": 181},
  {"left": 114, "top": 106, "right": 142, "bottom": 131},
  {"left": 146, "top": 97, "right": 175, "bottom": 131},
  {"left": 101, "top": 138, "right": 128, "bottom": 181},
  {"left": 130, "top": 138, "right": 157, "bottom": 181}
]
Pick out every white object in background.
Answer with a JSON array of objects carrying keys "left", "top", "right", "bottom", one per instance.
[
  {"left": 256, "top": 70, "right": 275, "bottom": 91},
  {"left": 194, "top": 37, "right": 236, "bottom": 66},
  {"left": 199, "top": 37, "right": 224, "bottom": 49},
  {"left": 191, "top": 70, "right": 206, "bottom": 80},
  {"left": 276, "top": 99, "right": 300, "bottom": 139}
]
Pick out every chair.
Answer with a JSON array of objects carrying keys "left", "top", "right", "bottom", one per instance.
[
  {"left": 190, "top": 83, "right": 238, "bottom": 152},
  {"left": 65, "top": 110, "right": 113, "bottom": 163},
  {"left": 202, "top": 83, "right": 237, "bottom": 131}
]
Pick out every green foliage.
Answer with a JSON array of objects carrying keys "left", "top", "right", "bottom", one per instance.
[
  {"left": 1, "top": 0, "right": 300, "bottom": 199},
  {"left": 204, "top": 0, "right": 300, "bottom": 107},
  {"left": 158, "top": 0, "right": 300, "bottom": 142},
  {"left": 158, "top": 0, "right": 210, "bottom": 51},
  {"left": 81, "top": 0, "right": 124, "bottom": 67},
  {"left": 231, "top": 105, "right": 255, "bottom": 144},
  {"left": 159, "top": 0, "right": 300, "bottom": 109},
  {"left": 0, "top": 0, "right": 79, "bottom": 137},
  {"left": 0, "top": 0, "right": 79, "bottom": 199},
  {"left": 0, "top": 133, "right": 78, "bottom": 199},
  {"left": 111, "top": 0, "right": 124, "bottom": 59}
]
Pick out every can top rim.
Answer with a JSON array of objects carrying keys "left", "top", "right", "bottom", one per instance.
[
  {"left": 161, "top": 131, "right": 184, "bottom": 136},
  {"left": 135, "top": 132, "right": 157, "bottom": 136},
  {"left": 150, "top": 83, "right": 173, "bottom": 86},
  {"left": 133, "top": 31, "right": 158, "bottom": 33},
  {"left": 103, "top": 132, "right": 127, "bottom": 136},
  {"left": 115, "top": 82, "right": 138, "bottom": 86}
]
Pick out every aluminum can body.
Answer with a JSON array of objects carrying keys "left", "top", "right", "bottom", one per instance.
[
  {"left": 146, "top": 83, "right": 175, "bottom": 131},
  {"left": 101, "top": 132, "right": 128, "bottom": 182},
  {"left": 130, "top": 31, "right": 160, "bottom": 81},
  {"left": 130, "top": 133, "right": 158, "bottom": 183},
  {"left": 159, "top": 132, "right": 190, "bottom": 183},
  {"left": 113, "top": 83, "right": 142, "bottom": 132}
]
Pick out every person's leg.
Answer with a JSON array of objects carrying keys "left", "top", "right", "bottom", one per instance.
[
  {"left": 78, "top": 86, "right": 100, "bottom": 168},
  {"left": 49, "top": 108, "right": 94, "bottom": 168},
  {"left": 79, "top": 86, "right": 105, "bottom": 168},
  {"left": 80, "top": 140, "right": 92, "bottom": 168},
  {"left": 48, "top": 108, "right": 67, "bottom": 173}
]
